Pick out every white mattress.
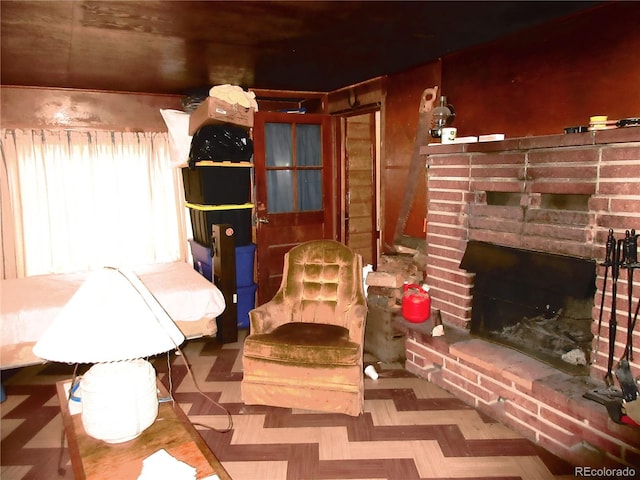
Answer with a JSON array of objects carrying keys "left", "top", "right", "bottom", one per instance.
[{"left": 1, "top": 262, "right": 226, "bottom": 368}]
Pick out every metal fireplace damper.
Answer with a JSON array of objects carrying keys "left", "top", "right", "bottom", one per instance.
[{"left": 461, "top": 240, "right": 596, "bottom": 375}]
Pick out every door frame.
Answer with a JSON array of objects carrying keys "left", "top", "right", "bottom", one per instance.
[
  {"left": 336, "top": 107, "right": 381, "bottom": 269},
  {"left": 252, "top": 111, "right": 336, "bottom": 303}
]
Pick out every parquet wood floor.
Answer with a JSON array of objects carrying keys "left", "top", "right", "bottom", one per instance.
[{"left": 1, "top": 331, "right": 579, "bottom": 479}]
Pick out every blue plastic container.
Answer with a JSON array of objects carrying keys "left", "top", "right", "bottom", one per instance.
[
  {"left": 237, "top": 283, "right": 257, "bottom": 329},
  {"left": 188, "top": 239, "right": 212, "bottom": 282},
  {"left": 235, "top": 243, "right": 256, "bottom": 287}
]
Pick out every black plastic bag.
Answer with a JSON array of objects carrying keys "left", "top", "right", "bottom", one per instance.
[{"left": 188, "top": 125, "right": 253, "bottom": 167}]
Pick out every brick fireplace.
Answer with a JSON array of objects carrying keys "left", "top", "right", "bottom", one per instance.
[{"left": 401, "top": 127, "right": 640, "bottom": 467}]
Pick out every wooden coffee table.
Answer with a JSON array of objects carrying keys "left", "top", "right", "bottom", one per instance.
[{"left": 56, "top": 379, "right": 232, "bottom": 480}]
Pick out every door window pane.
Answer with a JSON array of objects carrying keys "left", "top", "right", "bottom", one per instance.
[
  {"left": 265, "top": 123, "right": 292, "bottom": 167},
  {"left": 297, "top": 124, "right": 321, "bottom": 167},
  {"left": 267, "top": 170, "right": 293, "bottom": 213},
  {"left": 265, "top": 121, "right": 322, "bottom": 214},
  {"left": 298, "top": 170, "right": 322, "bottom": 211}
]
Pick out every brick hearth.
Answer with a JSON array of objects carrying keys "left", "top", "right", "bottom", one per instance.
[
  {"left": 398, "top": 318, "right": 640, "bottom": 467},
  {"left": 402, "top": 127, "right": 640, "bottom": 466}
]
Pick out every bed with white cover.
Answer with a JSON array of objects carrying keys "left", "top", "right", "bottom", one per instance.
[{"left": 0, "top": 261, "right": 226, "bottom": 369}]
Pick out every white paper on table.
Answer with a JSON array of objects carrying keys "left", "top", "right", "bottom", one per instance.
[{"left": 137, "top": 449, "right": 196, "bottom": 480}]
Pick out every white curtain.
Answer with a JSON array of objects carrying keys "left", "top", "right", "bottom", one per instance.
[{"left": 1, "top": 129, "right": 188, "bottom": 278}]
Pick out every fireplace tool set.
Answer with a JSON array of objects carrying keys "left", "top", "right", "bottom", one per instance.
[{"left": 585, "top": 228, "right": 640, "bottom": 427}]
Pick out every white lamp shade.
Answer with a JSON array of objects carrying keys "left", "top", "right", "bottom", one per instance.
[{"left": 33, "top": 267, "right": 185, "bottom": 363}]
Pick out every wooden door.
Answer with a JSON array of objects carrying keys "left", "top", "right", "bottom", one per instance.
[
  {"left": 253, "top": 112, "right": 334, "bottom": 304},
  {"left": 344, "top": 112, "right": 379, "bottom": 268}
]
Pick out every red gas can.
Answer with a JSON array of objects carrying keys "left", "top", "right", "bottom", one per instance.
[{"left": 402, "top": 284, "right": 431, "bottom": 323}]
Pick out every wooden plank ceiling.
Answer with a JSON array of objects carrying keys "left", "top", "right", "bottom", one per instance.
[{"left": 1, "top": 1, "right": 600, "bottom": 95}]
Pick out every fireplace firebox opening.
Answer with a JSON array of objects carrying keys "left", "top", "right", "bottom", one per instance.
[{"left": 461, "top": 240, "right": 597, "bottom": 375}]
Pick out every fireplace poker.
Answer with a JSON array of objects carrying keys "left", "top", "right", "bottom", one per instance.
[
  {"left": 605, "top": 237, "right": 624, "bottom": 387},
  {"left": 621, "top": 229, "right": 639, "bottom": 362},
  {"left": 595, "top": 228, "right": 616, "bottom": 361},
  {"left": 629, "top": 293, "right": 640, "bottom": 358},
  {"left": 613, "top": 229, "right": 640, "bottom": 405}
]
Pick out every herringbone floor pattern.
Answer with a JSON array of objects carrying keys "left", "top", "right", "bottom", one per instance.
[{"left": 1, "top": 332, "right": 579, "bottom": 480}]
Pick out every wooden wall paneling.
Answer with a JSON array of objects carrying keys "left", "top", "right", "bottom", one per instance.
[
  {"left": 0, "top": 86, "right": 182, "bottom": 131},
  {"left": 382, "top": 62, "right": 440, "bottom": 248},
  {"left": 327, "top": 77, "right": 384, "bottom": 254},
  {"left": 346, "top": 114, "right": 375, "bottom": 265},
  {"left": 442, "top": 2, "right": 640, "bottom": 139},
  {"left": 327, "top": 77, "right": 385, "bottom": 115},
  {"left": 251, "top": 89, "right": 328, "bottom": 114}
]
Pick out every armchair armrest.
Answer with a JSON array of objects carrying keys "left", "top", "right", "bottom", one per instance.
[
  {"left": 248, "top": 291, "right": 292, "bottom": 334},
  {"left": 345, "top": 303, "right": 368, "bottom": 345}
]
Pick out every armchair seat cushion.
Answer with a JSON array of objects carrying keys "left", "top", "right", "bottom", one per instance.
[{"left": 244, "top": 322, "right": 359, "bottom": 366}]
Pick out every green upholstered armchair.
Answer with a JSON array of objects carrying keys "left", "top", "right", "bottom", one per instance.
[{"left": 241, "top": 240, "right": 368, "bottom": 416}]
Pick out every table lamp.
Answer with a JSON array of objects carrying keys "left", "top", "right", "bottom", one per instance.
[{"left": 33, "top": 266, "right": 186, "bottom": 443}]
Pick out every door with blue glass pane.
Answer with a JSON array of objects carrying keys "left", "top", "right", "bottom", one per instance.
[{"left": 253, "top": 112, "right": 334, "bottom": 303}]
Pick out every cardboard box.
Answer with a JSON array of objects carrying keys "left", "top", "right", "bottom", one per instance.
[{"left": 189, "top": 97, "right": 254, "bottom": 134}]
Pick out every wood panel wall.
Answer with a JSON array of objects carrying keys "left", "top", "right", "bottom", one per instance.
[
  {"left": 381, "top": 1, "right": 640, "bottom": 250},
  {"left": 345, "top": 114, "right": 376, "bottom": 265},
  {"left": 441, "top": 2, "right": 640, "bottom": 139},
  {"left": 381, "top": 62, "right": 440, "bottom": 249},
  {"left": 0, "top": 86, "right": 181, "bottom": 130}
]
